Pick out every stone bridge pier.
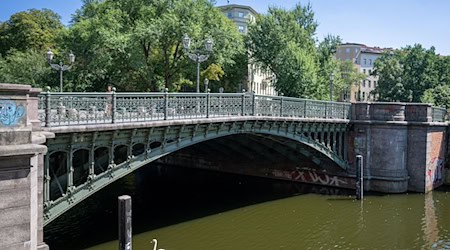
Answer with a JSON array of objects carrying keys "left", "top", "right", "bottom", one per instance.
[
  {"left": 351, "top": 102, "right": 448, "bottom": 193},
  {"left": 0, "top": 84, "right": 51, "bottom": 249}
]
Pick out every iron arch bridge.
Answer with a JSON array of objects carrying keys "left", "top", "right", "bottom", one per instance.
[{"left": 39, "top": 91, "right": 351, "bottom": 225}]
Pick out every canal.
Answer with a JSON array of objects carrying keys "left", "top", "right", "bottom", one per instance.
[{"left": 44, "top": 164, "right": 450, "bottom": 249}]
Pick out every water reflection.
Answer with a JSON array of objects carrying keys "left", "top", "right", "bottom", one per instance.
[
  {"left": 424, "top": 192, "right": 439, "bottom": 248},
  {"left": 44, "top": 164, "right": 450, "bottom": 250}
]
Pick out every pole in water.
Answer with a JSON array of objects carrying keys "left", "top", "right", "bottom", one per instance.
[
  {"left": 356, "top": 155, "right": 364, "bottom": 200},
  {"left": 118, "top": 195, "right": 132, "bottom": 250}
]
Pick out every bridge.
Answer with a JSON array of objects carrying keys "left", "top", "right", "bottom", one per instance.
[{"left": 0, "top": 83, "right": 448, "bottom": 249}]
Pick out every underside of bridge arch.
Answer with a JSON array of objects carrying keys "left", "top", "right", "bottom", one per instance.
[
  {"left": 44, "top": 120, "right": 351, "bottom": 225},
  {"left": 158, "top": 133, "right": 350, "bottom": 187}
]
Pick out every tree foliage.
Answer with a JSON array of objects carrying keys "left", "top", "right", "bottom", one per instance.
[
  {"left": 247, "top": 3, "right": 322, "bottom": 98},
  {"left": 64, "top": 0, "right": 245, "bottom": 92},
  {"left": 373, "top": 44, "right": 450, "bottom": 106},
  {"left": 0, "top": 50, "right": 52, "bottom": 87},
  {"left": 0, "top": 9, "right": 63, "bottom": 56}
]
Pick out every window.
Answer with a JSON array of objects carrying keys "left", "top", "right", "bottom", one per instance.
[
  {"left": 238, "top": 12, "right": 245, "bottom": 18},
  {"left": 363, "top": 59, "right": 367, "bottom": 65},
  {"left": 363, "top": 69, "right": 366, "bottom": 74},
  {"left": 369, "top": 59, "right": 372, "bottom": 65},
  {"left": 355, "top": 59, "right": 358, "bottom": 64},
  {"left": 346, "top": 48, "right": 350, "bottom": 54},
  {"left": 227, "top": 12, "right": 232, "bottom": 18},
  {"left": 369, "top": 80, "right": 371, "bottom": 88},
  {"left": 374, "top": 81, "right": 377, "bottom": 87},
  {"left": 238, "top": 25, "right": 245, "bottom": 33},
  {"left": 362, "top": 92, "right": 366, "bottom": 100},
  {"left": 369, "top": 69, "right": 372, "bottom": 75},
  {"left": 362, "top": 80, "right": 366, "bottom": 87}
]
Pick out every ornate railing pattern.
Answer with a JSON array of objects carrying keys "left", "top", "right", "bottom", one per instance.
[
  {"left": 38, "top": 91, "right": 352, "bottom": 127},
  {"left": 432, "top": 107, "right": 447, "bottom": 122}
]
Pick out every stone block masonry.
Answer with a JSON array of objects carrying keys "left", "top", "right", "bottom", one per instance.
[
  {"left": 352, "top": 102, "right": 448, "bottom": 193},
  {"left": 0, "top": 84, "right": 51, "bottom": 250}
]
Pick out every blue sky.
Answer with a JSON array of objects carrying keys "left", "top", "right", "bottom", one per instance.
[{"left": 1, "top": 0, "right": 450, "bottom": 55}]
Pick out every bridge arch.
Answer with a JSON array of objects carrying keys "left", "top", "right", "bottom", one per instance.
[{"left": 44, "top": 120, "right": 349, "bottom": 225}]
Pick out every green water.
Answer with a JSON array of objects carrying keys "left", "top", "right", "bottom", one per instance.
[{"left": 45, "top": 165, "right": 450, "bottom": 250}]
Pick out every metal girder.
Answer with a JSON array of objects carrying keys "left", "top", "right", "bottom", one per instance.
[{"left": 44, "top": 120, "right": 350, "bottom": 225}]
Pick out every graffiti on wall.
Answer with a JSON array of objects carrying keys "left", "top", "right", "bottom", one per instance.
[
  {"left": 427, "top": 132, "right": 445, "bottom": 189},
  {"left": 0, "top": 100, "right": 25, "bottom": 126},
  {"left": 428, "top": 157, "right": 444, "bottom": 187},
  {"left": 271, "top": 169, "right": 351, "bottom": 188}
]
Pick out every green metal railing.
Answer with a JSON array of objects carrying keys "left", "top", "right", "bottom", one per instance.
[
  {"left": 432, "top": 107, "right": 447, "bottom": 122},
  {"left": 38, "top": 91, "right": 352, "bottom": 127}
]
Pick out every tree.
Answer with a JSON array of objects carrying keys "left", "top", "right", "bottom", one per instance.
[
  {"left": 65, "top": 0, "right": 245, "bottom": 92},
  {"left": 401, "top": 44, "right": 440, "bottom": 102},
  {"left": 0, "top": 49, "right": 52, "bottom": 88},
  {"left": 336, "top": 60, "right": 366, "bottom": 101},
  {"left": 0, "top": 9, "right": 63, "bottom": 55},
  {"left": 373, "top": 44, "right": 442, "bottom": 102},
  {"left": 247, "top": 3, "right": 321, "bottom": 98},
  {"left": 373, "top": 51, "right": 406, "bottom": 101},
  {"left": 317, "top": 34, "right": 342, "bottom": 100}
]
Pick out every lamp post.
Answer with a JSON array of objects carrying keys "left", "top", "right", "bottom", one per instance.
[
  {"left": 46, "top": 49, "right": 75, "bottom": 92},
  {"left": 182, "top": 34, "right": 213, "bottom": 93},
  {"left": 329, "top": 72, "right": 334, "bottom": 102}
]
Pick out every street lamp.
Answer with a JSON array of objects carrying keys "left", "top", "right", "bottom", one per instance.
[
  {"left": 47, "top": 49, "right": 75, "bottom": 92},
  {"left": 329, "top": 72, "right": 334, "bottom": 101},
  {"left": 182, "top": 34, "right": 213, "bottom": 93}
]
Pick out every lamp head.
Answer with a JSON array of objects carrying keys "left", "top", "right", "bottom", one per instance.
[
  {"left": 46, "top": 49, "right": 54, "bottom": 62},
  {"left": 68, "top": 51, "right": 75, "bottom": 64},
  {"left": 182, "top": 34, "right": 191, "bottom": 50},
  {"left": 205, "top": 38, "right": 213, "bottom": 52}
]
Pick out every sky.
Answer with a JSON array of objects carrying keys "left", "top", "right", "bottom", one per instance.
[{"left": 1, "top": 0, "right": 450, "bottom": 55}]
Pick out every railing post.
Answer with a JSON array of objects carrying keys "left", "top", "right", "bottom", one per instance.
[
  {"left": 45, "top": 87, "right": 51, "bottom": 127},
  {"left": 241, "top": 89, "right": 246, "bottom": 116},
  {"left": 112, "top": 87, "right": 117, "bottom": 124},
  {"left": 164, "top": 88, "right": 169, "bottom": 120},
  {"left": 303, "top": 99, "right": 307, "bottom": 118},
  {"left": 343, "top": 103, "right": 346, "bottom": 119},
  {"left": 252, "top": 91, "right": 256, "bottom": 116},
  {"left": 206, "top": 89, "right": 210, "bottom": 118},
  {"left": 325, "top": 102, "right": 328, "bottom": 119},
  {"left": 280, "top": 93, "right": 284, "bottom": 117}
]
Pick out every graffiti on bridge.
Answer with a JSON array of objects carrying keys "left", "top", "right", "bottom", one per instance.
[
  {"left": 0, "top": 100, "right": 25, "bottom": 126},
  {"left": 271, "top": 168, "right": 352, "bottom": 188}
]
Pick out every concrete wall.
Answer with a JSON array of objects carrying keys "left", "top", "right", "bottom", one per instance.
[
  {"left": 351, "top": 102, "right": 448, "bottom": 193},
  {"left": 0, "top": 84, "right": 50, "bottom": 249}
]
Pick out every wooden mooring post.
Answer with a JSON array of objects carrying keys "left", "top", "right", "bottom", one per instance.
[
  {"left": 118, "top": 195, "right": 132, "bottom": 250},
  {"left": 356, "top": 155, "right": 364, "bottom": 200}
]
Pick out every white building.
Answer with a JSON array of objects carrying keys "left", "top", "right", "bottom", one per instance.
[
  {"left": 336, "top": 43, "right": 388, "bottom": 102},
  {"left": 218, "top": 4, "right": 277, "bottom": 96}
]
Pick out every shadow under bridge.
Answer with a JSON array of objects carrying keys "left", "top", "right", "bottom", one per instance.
[{"left": 43, "top": 119, "right": 350, "bottom": 225}]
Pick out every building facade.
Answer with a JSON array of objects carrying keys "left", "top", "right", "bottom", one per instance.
[
  {"left": 218, "top": 4, "right": 277, "bottom": 96},
  {"left": 336, "top": 43, "right": 387, "bottom": 102}
]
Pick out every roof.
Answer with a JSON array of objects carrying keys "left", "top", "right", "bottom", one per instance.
[
  {"left": 339, "top": 42, "right": 391, "bottom": 54},
  {"left": 217, "top": 4, "right": 259, "bottom": 16},
  {"left": 361, "top": 46, "right": 392, "bottom": 54}
]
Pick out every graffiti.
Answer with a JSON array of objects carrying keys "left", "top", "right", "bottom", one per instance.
[
  {"left": 428, "top": 157, "right": 444, "bottom": 186},
  {"left": 427, "top": 132, "right": 445, "bottom": 189},
  {"left": 0, "top": 100, "right": 25, "bottom": 126},
  {"left": 272, "top": 169, "right": 350, "bottom": 188}
]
